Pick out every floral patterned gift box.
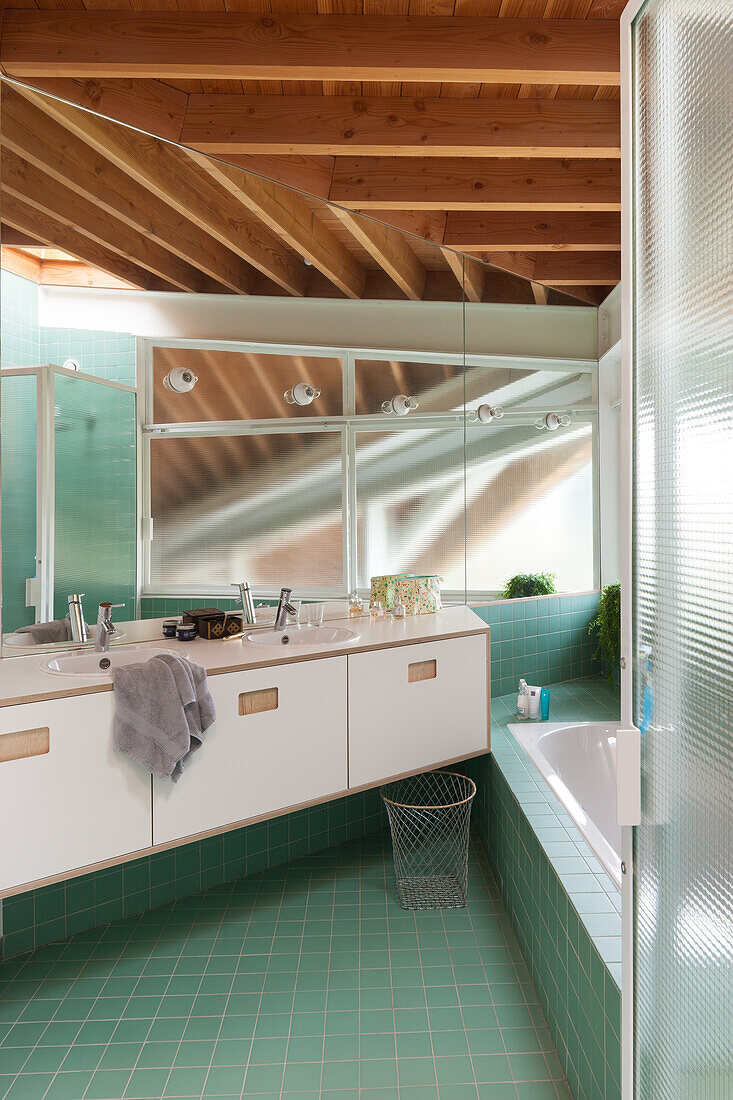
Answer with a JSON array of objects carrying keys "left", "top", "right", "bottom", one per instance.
[{"left": 370, "top": 574, "right": 443, "bottom": 614}]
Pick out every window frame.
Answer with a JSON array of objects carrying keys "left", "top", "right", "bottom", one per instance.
[{"left": 138, "top": 336, "right": 599, "bottom": 604}]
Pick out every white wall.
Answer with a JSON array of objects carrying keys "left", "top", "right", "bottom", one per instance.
[{"left": 38, "top": 287, "right": 598, "bottom": 365}]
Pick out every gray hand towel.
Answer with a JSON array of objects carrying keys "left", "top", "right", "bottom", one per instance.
[
  {"left": 15, "top": 617, "right": 72, "bottom": 644},
  {"left": 112, "top": 653, "right": 216, "bottom": 781}
]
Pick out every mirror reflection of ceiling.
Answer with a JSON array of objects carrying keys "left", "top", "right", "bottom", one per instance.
[{"left": 0, "top": 0, "right": 621, "bottom": 309}]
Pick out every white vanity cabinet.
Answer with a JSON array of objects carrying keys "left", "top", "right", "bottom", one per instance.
[
  {"left": 152, "top": 656, "right": 348, "bottom": 846},
  {"left": 347, "top": 634, "right": 488, "bottom": 788},
  {"left": 0, "top": 692, "right": 152, "bottom": 894}
]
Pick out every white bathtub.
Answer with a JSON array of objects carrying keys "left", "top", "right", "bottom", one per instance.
[{"left": 508, "top": 721, "right": 623, "bottom": 888}]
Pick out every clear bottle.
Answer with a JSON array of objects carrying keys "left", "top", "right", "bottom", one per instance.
[
  {"left": 348, "top": 592, "right": 364, "bottom": 616},
  {"left": 392, "top": 595, "right": 406, "bottom": 620},
  {"left": 370, "top": 600, "right": 384, "bottom": 622},
  {"left": 516, "top": 678, "right": 529, "bottom": 721}
]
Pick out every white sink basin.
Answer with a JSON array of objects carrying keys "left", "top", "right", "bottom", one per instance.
[
  {"left": 246, "top": 625, "right": 359, "bottom": 648},
  {"left": 4, "top": 626, "right": 127, "bottom": 649},
  {"left": 41, "top": 647, "right": 178, "bottom": 677}
]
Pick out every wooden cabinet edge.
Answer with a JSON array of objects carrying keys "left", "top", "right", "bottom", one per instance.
[
  {"left": 0, "top": 625, "right": 490, "bottom": 709},
  {"left": 0, "top": 746, "right": 489, "bottom": 900}
]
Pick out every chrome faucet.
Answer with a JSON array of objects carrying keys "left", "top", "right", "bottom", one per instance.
[
  {"left": 232, "top": 581, "right": 257, "bottom": 625},
  {"left": 67, "top": 593, "right": 88, "bottom": 644},
  {"left": 274, "top": 587, "right": 297, "bottom": 631},
  {"left": 94, "top": 602, "right": 124, "bottom": 653}
]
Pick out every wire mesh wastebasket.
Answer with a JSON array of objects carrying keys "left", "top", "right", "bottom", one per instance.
[{"left": 381, "top": 771, "right": 476, "bottom": 910}]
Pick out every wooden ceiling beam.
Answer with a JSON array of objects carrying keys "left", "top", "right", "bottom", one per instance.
[
  {"left": 330, "top": 207, "right": 426, "bottom": 300},
  {"left": 11, "top": 76, "right": 188, "bottom": 144},
  {"left": 330, "top": 158, "right": 621, "bottom": 210},
  {"left": 2, "top": 84, "right": 253, "bottom": 294},
  {"left": 39, "top": 258, "right": 135, "bottom": 292},
  {"left": 441, "top": 249, "right": 486, "bottom": 304},
  {"left": 484, "top": 250, "right": 621, "bottom": 285},
  {"left": 181, "top": 94, "right": 620, "bottom": 158},
  {"left": 1, "top": 13, "right": 620, "bottom": 85},
  {"left": 442, "top": 211, "right": 621, "bottom": 251},
  {"left": 1, "top": 149, "right": 227, "bottom": 294},
  {"left": 185, "top": 151, "right": 367, "bottom": 300},
  {"left": 18, "top": 86, "right": 309, "bottom": 297},
  {"left": 1, "top": 193, "right": 177, "bottom": 294}
]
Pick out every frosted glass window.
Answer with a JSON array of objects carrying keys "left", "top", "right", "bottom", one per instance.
[
  {"left": 354, "top": 359, "right": 463, "bottom": 415},
  {"left": 0, "top": 374, "right": 37, "bottom": 633},
  {"left": 150, "top": 432, "right": 344, "bottom": 590},
  {"left": 53, "top": 375, "right": 137, "bottom": 621},
  {"left": 354, "top": 427, "right": 467, "bottom": 592},
  {"left": 464, "top": 366, "right": 593, "bottom": 412},
  {"left": 465, "top": 423, "right": 594, "bottom": 593},
  {"left": 153, "top": 347, "right": 343, "bottom": 423}
]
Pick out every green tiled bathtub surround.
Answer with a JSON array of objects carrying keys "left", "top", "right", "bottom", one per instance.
[
  {"left": 472, "top": 593, "right": 601, "bottom": 698},
  {"left": 0, "top": 832, "right": 572, "bottom": 1100},
  {"left": 0, "top": 791, "right": 387, "bottom": 962},
  {"left": 466, "top": 678, "right": 622, "bottom": 1100}
]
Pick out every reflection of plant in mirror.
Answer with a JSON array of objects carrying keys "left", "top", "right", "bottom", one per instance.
[
  {"left": 589, "top": 582, "right": 621, "bottom": 683},
  {"left": 500, "top": 573, "right": 557, "bottom": 599}
]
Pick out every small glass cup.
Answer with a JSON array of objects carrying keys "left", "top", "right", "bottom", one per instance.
[{"left": 304, "top": 602, "right": 324, "bottom": 627}]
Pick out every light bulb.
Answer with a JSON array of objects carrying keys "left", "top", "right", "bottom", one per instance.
[
  {"left": 382, "top": 395, "right": 418, "bottom": 416},
  {"left": 476, "top": 403, "right": 504, "bottom": 424},
  {"left": 284, "top": 382, "right": 320, "bottom": 406}
]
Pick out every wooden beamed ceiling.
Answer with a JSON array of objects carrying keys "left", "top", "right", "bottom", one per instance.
[{"left": 0, "top": 4, "right": 624, "bottom": 305}]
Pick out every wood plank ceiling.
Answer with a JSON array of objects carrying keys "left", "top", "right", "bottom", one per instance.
[{"left": 0, "top": 2, "right": 624, "bottom": 307}]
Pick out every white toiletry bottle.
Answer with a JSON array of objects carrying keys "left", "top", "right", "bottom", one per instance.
[
  {"left": 516, "top": 679, "right": 529, "bottom": 721},
  {"left": 527, "top": 685, "right": 541, "bottom": 720}
]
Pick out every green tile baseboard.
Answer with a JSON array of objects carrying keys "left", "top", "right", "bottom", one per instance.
[
  {"left": 473, "top": 592, "right": 602, "bottom": 698},
  {"left": 0, "top": 790, "right": 387, "bottom": 962}
]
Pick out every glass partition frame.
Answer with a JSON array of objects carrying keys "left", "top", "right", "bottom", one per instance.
[
  {"left": 0, "top": 364, "right": 138, "bottom": 635},
  {"left": 140, "top": 336, "right": 599, "bottom": 603}
]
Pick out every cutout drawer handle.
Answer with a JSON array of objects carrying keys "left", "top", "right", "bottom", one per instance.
[
  {"left": 408, "top": 659, "right": 437, "bottom": 683},
  {"left": 0, "top": 727, "right": 50, "bottom": 763},
  {"left": 239, "top": 687, "right": 279, "bottom": 716}
]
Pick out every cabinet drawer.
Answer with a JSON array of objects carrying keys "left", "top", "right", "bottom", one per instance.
[
  {"left": 348, "top": 634, "right": 488, "bottom": 789},
  {"left": 153, "top": 656, "right": 348, "bottom": 847},
  {"left": 0, "top": 693, "right": 152, "bottom": 894}
]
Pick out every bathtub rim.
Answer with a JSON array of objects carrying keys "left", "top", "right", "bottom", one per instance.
[{"left": 508, "top": 720, "right": 623, "bottom": 890}]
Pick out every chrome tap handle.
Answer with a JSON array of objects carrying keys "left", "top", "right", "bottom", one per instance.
[
  {"left": 95, "top": 603, "right": 123, "bottom": 653},
  {"left": 232, "top": 582, "right": 256, "bottom": 625},
  {"left": 67, "top": 593, "right": 88, "bottom": 644}
]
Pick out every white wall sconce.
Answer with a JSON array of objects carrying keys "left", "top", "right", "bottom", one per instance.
[
  {"left": 535, "top": 411, "right": 572, "bottom": 431},
  {"left": 284, "top": 381, "right": 321, "bottom": 406},
  {"left": 382, "top": 395, "right": 419, "bottom": 416},
  {"left": 468, "top": 403, "right": 504, "bottom": 423},
  {"left": 163, "top": 366, "right": 199, "bottom": 393}
]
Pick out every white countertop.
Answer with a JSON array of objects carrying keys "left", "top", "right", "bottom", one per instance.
[{"left": 0, "top": 606, "right": 488, "bottom": 708}]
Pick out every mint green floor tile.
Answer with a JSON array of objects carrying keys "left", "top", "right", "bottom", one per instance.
[
  {"left": 0, "top": 834, "right": 573, "bottom": 1100},
  {"left": 43, "top": 1071, "right": 95, "bottom": 1098},
  {"left": 163, "top": 1067, "right": 209, "bottom": 1097},
  {"left": 85, "top": 1069, "right": 133, "bottom": 1098}
]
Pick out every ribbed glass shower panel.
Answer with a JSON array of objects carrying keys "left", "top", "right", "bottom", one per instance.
[
  {"left": 632, "top": 2, "right": 733, "bottom": 1098},
  {"left": 0, "top": 374, "right": 38, "bottom": 633},
  {"left": 53, "top": 374, "right": 137, "bottom": 621}
]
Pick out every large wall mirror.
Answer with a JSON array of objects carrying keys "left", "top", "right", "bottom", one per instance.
[{"left": 0, "top": 77, "right": 597, "bottom": 657}]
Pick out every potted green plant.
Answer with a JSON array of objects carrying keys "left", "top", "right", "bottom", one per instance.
[
  {"left": 588, "top": 582, "right": 621, "bottom": 684},
  {"left": 500, "top": 572, "right": 557, "bottom": 599}
]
